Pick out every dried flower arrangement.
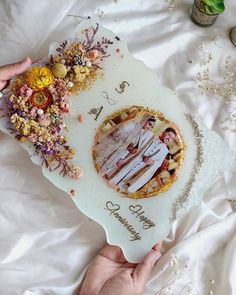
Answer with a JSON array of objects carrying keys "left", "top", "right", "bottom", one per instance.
[{"left": 0, "top": 23, "right": 113, "bottom": 180}]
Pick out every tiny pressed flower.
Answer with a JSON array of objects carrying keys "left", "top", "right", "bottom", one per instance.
[
  {"left": 60, "top": 102, "right": 70, "bottom": 113},
  {"left": 29, "top": 107, "right": 38, "bottom": 118},
  {"left": 19, "top": 137, "right": 27, "bottom": 143},
  {"left": 86, "top": 49, "right": 99, "bottom": 61},
  {"left": 68, "top": 166, "right": 83, "bottom": 179},
  {"left": 28, "top": 133, "right": 38, "bottom": 143},
  {"left": 78, "top": 114, "right": 84, "bottom": 123},
  {"left": 38, "top": 114, "right": 51, "bottom": 127}
]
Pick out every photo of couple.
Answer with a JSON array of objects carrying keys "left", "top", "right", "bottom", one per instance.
[{"left": 93, "top": 106, "right": 184, "bottom": 199}]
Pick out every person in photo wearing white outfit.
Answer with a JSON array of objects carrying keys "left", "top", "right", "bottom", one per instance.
[
  {"left": 99, "top": 115, "right": 156, "bottom": 179},
  {"left": 110, "top": 127, "right": 177, "bottom": 193}
]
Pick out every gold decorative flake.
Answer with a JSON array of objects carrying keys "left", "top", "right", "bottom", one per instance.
[{"left": 170, "top": 114, "right": 204, "bottom": 222}]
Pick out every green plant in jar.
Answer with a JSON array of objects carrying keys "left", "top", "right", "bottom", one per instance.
[{"left": 202, "top": 0, "right": 225, "bottom": 15}]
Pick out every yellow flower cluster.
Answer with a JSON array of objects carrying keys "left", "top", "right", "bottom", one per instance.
[
  {"left": 11, "top": 113, "right": 46, "bottom": 138},
  {"left": 63, "top": 43, "right": 86, "bottom": 63},
  {"left": 73, "top": 65, "right": 90, "bottom": 82},
  {"left": 10, "top": 95, "right": 29, "bottom": 113},
  {"left": 10, "top": 113, "right": 67, "bottom": 146},
  {"left": 11, "top": 114, "right": 31, "bottom": 136},
  {"left": 56, "top": 147, "right": 76, "bottom": 160},
  {"left": 46, "top": 105, "right": 60, "bottom": 116},
  {"left": 52, "top": 63, "right": 67, "bottom": 79},
  {"left": 26, "top": 67, "right": 54, "bottom": 90}
]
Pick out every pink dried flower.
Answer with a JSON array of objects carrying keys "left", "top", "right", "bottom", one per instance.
[
  {"left": 38, "top": 114, "right": 51, "bottom": 127},
  {"left": 49, "top": 79, "right": 69, "bottom": 99},
  {"left": 28, "top": 133, "right": 38, "bottom": 143},
  {"left": 19, "top": 84, "right": 33, "bottom": 98},
  {"left": 86, "top": 49, "right": 99, "bottom": 61},
  {"left": 29, "top": 107, "right": 38, "bottom": 118},
  {"left": 60, "top": 102, "right": 70, "bottom": 113},
  {"left": 68, "top": 166, "right": 83, "bottom": 180},
  {"left": 78, "top": 114, "right": 84, "bottom": 123}
]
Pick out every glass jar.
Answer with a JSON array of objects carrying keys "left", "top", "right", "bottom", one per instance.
[{"left": 190, "top": 0, "right": 219, "bottom": 27}]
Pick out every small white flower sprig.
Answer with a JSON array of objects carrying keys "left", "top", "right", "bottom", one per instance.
[
  {"left": 166, "top": 0, "right": 180, "bottom": 10},
  {"left": 197, "top": 54, "right": 236, "bottom": 132},
  {"left": 193, "top": 34, "right": 236, "bottom": 133},
  {"left": 155, "top": 253, "right": 215, "bottom": 295},
  {"left": 197, "top": 56, "right": 236, "bottom": 104},
  {"left": 197, "top": 35, "right": 218, "bottom": 66}
]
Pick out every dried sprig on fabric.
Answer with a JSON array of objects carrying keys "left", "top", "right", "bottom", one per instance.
[
  {"left": 197, "top": 56, "right": 236, "bottom": 104},
  {"left": 156, "top": 253, "right": 216, "bottom": 295},
  {"left": 197, "top": 36, "right": 217, "bottom": 66},
  {"left": 166, "top": 0, "right": 179, "bottom": 10}
]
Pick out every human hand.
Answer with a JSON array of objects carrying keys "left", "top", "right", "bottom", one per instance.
[
  {"left": 143, "top": 156, "right": 154, "bottom": 165},
  {"left": 0, "top": 57, "right": 31, "bottom": 90},
  {"left": 78, "top": 242, "right": 162, "bottom": 295}
]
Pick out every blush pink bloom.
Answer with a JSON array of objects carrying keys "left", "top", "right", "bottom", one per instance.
[
  {"left": 86, "top": 49, "right": 99, "bottom": 61},
  {"left": 38, "top": 114, "right": 51, "bottom": 127},
  {"left": 28, "top": 134, "right": 38, "bottom": 143},
  {"left": 60, "top": 102, "right": 70, "bottom": 113},
  {"left": 49, "top": 79, "right": 69, "bottom": 99},
  {"left": 19, "top": 84, "right": 33, "bottom": 98},
  {"left": 29, "top": 107, "right": 38, "bottom": 117},
  {"left": 68, "top": 166, "right": 83, "bottom": 180}
]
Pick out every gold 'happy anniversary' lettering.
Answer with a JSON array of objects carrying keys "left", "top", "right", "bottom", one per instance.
[
  {"left": 104, "top": 201, "right": 141, "bottom": 241},
  {"left": 128, "top": 205, "right": 156, "bottom": 229}
]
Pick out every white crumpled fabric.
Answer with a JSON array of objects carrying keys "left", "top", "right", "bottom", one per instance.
[{"left": 0, "top": 0, "right": 235, "bottom": 294}]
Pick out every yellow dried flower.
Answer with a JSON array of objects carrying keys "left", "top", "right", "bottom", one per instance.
[
  {"left": 12, "top": 79, "right": 24, "bottom": 95},
  {"left": 64, "top": 43, "right": 86, "bottom": 63},
  {"left": 10, "top": 114, "right": 30, "bottom": 135},
  {"left": 46, "top": 105, "right": 60, "bottom": 116},
  {"left": 52, "top": 63, "right": 67, "bottom": 79},
  {"left": 10, "top": 113, "right": 19, "bottom": 124},
  {"left": 26, "top": 66, "right": 54, "bottom": 90},
  {"left": 22, "top": 124, "right": 31, "bottom": 136},
  {"left": 19, "top": 137, "right": 27, "bottom": 143},
  {"left": 73, "top": 65, "right": 89, "bottom": 82}
]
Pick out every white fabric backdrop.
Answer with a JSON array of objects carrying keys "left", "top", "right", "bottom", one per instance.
[{"left": 0, "top": 1, "right": 235, "bottom": 294}]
